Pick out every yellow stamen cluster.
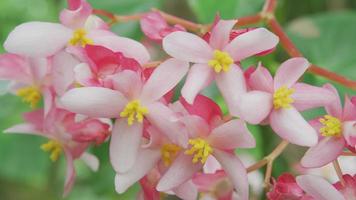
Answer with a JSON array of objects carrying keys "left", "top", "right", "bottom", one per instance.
[
  {"left": 161, "top": 143, "right": 181, "bottom": 166},
  {"left": 319, "top": 115, "right": 342, "bottom": 137},
  {"left": 185, "top": 138, "right": 213, "bottom": 164},
  {"left": 69, "top": 28, "right": 93, "bottom": 47},
  {"left": 273, "top": 86, "right": 295, "bottom": 109},
  {"left": 208, "top": 50, "right": 233, "bottom": 73},
  {"left": 40, "top": 140, "right": 62, "bottom": 162},
  {"left": 120, "top": 100, "right": 148, "bottom": 126},
  {"left": 16, "top": 86, "right": 41, "bottom": 108}
]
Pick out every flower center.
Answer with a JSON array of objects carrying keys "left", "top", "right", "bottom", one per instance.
[
  {"left": 273, "top": 86, "right": 295, "bottom": 109},
  {"left": 120, "top": 100, "right": 148, "bottom": 126},
  {"left": 161, "top": 143, "right": 181, "bottom": 166},
  {"left": 208, "top": 50, "right": 233, "bottom": 73},
  {"left": 40, "top": 140, "right": 62, "bottom": 162},
  {"left": 16, "top": 86, "right": 41, "bottom": 108},
  {"left": 69, "top": 28, "right": 93, "bottom": 47},
  {"left": 319, "top": 115, "right": 342, "bottom": 137},
  {"left": 185, "top": 138, "right": 213, "bottom": 164}
]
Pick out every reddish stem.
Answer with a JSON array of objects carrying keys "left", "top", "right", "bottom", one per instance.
[
  {"left": 236, "top": 14, "right": 263, "bottom": 27},
  {"left": 309, "top": 65, "right": 356, "bottom": 89},
  {"left": 263, "top": 0, "right": 278, "bottom": 13}
]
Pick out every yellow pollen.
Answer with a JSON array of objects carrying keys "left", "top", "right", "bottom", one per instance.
[
  {"left": 40, "top": 140, "right": 62, "bottom": 162},
  {"left": 161, "top": 143, "right": 181, "bottom": 166},
  {"left": 120, "top": 100, "right": 148, "bottom": 126},
  {"left": 69, "top": 28, "right": 93, "bottom": 47},
  {"left": 208, "top": 50, "right": 233, "bottom": 73},
  {"left": 319, "top": 115, "right": 342, "bottom": 137},
  {"left": 185, "top": 138, "right": 213, "bottom": 164},
  {"left": 273, "top": 86, "right": 295, "bottom": 109},
  {"left": 16, "top": 86, "right": 41, "bottom": 108}
]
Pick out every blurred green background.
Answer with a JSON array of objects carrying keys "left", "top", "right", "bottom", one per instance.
[{"left": 0, "top": 0, "right": 355, "bottom": 199}]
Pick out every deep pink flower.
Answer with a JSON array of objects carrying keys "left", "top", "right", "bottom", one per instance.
[
  {"left": 60, "top": 59, "right": 189, "bottom": 173},
  {"left": 162, "top": 19, "right": 279, "bottom": 124},
  {"left": 246, "top": 58, "right": 336, "bottom": 146},
  {"left": 267, "top": 173, "right": 308, "bottom": 200},
  {"left": 4, "top": 108, "right": 109, "bottom": 196},
  {"left": 301, "top": 84, "right": 356, "bottom": 167},
  {"left": 140, "top": 11, "right": 186, "bottom": 42}
]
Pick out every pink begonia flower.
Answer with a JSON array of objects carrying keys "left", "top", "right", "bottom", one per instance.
[
  {"left": 114, "top": 123, "right": 198, "bottom": 200},
  {"left": 3, "top": 0, "right": 150, "bottom": 65},
  {"left": 301, "top": 84, "right": 356, "bottom": 167},
  {"left": 246, "top": 58, "right": 336, "bottom": 146},
  {"left": 74, "top": 45, "right": 141, "bottom": 88},
  {"left": 60, "top": 58, "right": 189, "bottom": 173},
  {"left": 267, "top": 173, "right": 313, "bottom": 200},
  {"left": 0, "top": 53, "right": 54, "bottom": 113},
  {"left": 163, "top": 19, "right": 279, "bottom": 124},
  {"left": 193, "top": 170, "right": 234, "bottom": 200},
  {"left": 140, "top": 11, "right": 186, "bottom": 42},
  {"left": 4, "top": 108, "right": 110, "bottom": 196},
  {"left": 297, "top": 174, "right": 356, "bottom": 200},
  {"left": 156, "top": 96, "right": 255, "bottom": 200}
]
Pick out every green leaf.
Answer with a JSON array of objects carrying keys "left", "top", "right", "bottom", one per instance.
[
  {"left": 188, "top": 0, "right": 264, "bottom": 23},
  {"left": 286, "top": 11, "right": 356, "bottom": 96}
]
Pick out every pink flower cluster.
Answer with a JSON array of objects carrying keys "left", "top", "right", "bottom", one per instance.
[{"left": 0, "top": 0, "right": 355, "bottom": 199}]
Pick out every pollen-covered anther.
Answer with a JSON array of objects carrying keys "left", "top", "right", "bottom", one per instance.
[
  {"left": 319, "top": 115, "right": 342, "bottom": 137},
  {"left": 16, "top": 86, "right": 41, "bottom": 108},
  {"left": 41, "top": 140, "right": 62, "bottom": 162},
  {"left": 208, "top": 50, "right": 233, "bottom": 73},
  {"left": 161, "top": 143, "right": 181, "bottom": 166},
  {"left": 185, "top": 138, "right": 213, "bottom": 164},
  {"left": 273, "top": 86, "right": 295, "bottom": 109},
  {"left": 120, "top": 100, "right": 148, "bottom": 126},
  {"left": 69, "top": 28, "right": 93, "bottom": 47}
]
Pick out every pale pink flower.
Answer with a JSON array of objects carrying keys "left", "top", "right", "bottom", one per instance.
[
  {"left": 297, "top": 174, "right": 356, "bottom": 200},
  {"left": 246, "top": 58, "right": 336, "bottom": 146},
  {"left": 3, "top": 0, "right": 150, "bottom": 65},
  {"left": 163, "top": 19, "right": 279, "bottom": 124},
  {"left": 4, "top": 108, "right": 109, "bottom": 196},
  {"left": 140, "top": 11, "right": 186, "bottom": 42},
  {"left": 156, "top": 96, "right": 255, "bottom": 200},
  {"left": 301, "top": 84, "right": 356, "bottom": 167},
  {"left": 60, "top": 58, "right": 189, "bottom": 173}
]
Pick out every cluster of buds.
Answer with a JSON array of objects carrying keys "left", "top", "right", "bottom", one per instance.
[{"left": 0, "top": 0, "right": 355, "bottom": 199}]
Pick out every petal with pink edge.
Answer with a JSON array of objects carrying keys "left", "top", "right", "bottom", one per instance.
[
  {"left": 52, "top": 51, "right": 79, "bottom": 95},
  {"left": 322, "top": 83, "right": 342, "bottom": 118},
  {"left": 4, "top": 22, "right": 72, "bottom": 57},
  {"left": 274, "top": 57, "right": 310, "bottom": 89},
  {"left": 180, "top": 115, "right": 210, "bottom": 138},
  {"left": 110, "top": 119, "right": 143, "bottom": 173},
  {"left": 292, "top": 83, "right": 336, "bottom": 111},
  {"left": 74, "top": 63, "right": 98, "bottom": 87},
  {"left": 146, "top": 102, "right": 188, "bottom": 147},
  {"left": 163, "top": 31, "right": 213, "bottom": 63},
  {"left": 209, "top": 20, "right": 236, "bottom": 49},
  {"left": 89, "top": 30, "right": 150, "bottom": 64},
  {"left": 4, "top": 123, "right": 43, "bottom": 136},
  {"left": 60, "top": 0, "right": 92, "bottom": 29},
  {"left": 343, "top": 96, "right": 356, "bottom": 121},
  {"left": 235, "top": 91, "right": 273, "bottom": 124},
  {"left": 296, "top": 175, "right": 345, "bottom": 200},
  {"left": 224, "top": 28, "right": 279, "bottom": 62},
  {"left": 115, "top": 148, "right": 161, "bottom": 193},
  {"left": 247, "top": 65, "right": 274, "bottom": 93},
  {"left": 173, "top": 180, "right": 198, "bottom": 200},
  {"left": 209, "top": 119, "right": 256, "bottom": 150},
  {"left": 270, "top": 107, "right": 318, "bottom": 146},
  {"left": 216, "top": 64, "right": 246, "bottom": 117},
  {"left": 181, "top": 63, "right": 214, "bottom": 104},
  {"left": 343, "top": 121, "right": 356, "bottom": 148},
  {"left": 111, "top": 70, "right": 143, "bottom": 99},
  {"left": 60, "top": 87, "right": 127, "bottom": 118},
  {"left": 140, "top": 58, "right": 189, "bottom": 103},
  {"left": 0, "top": 54, "right": 31, "bottom": 83},
  {"left": 63, "top": 148, "right": 76, "bottom": 197},
  {"left": 213, "top": 149, "right": 249, "bottom": 200},
  {"left": 301, "top": 137, "right": 345, "bottom": 168},
  {"left": 156, "top": 153, "right": 202, "bottom": 191}
]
